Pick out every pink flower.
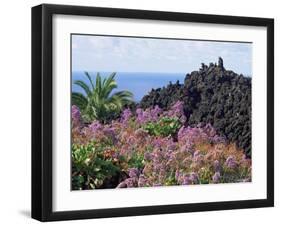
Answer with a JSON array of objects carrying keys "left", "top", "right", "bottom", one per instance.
[
  {"left": 225, "top": 156, "right": 237, "bottom": 169},
  {"left": 72, "top": 105, "right": 82, "bottom": 128},
  {"left": 88, "top": 121, "right": 102, "bottom": 132},
  {"left": 120, "top": 108, "right": 132, "bottom": 124},
  {"left": 212, "top": 172, "right": 221, "bottom": 183},
  {"left": 128, "top": 168, "right": 140, "bottom": 178},
  {"left": 213, "top": 160, "right": 221, "bottom": 172}
]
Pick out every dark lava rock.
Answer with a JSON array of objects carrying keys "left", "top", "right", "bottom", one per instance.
[{"left": 140, "top": 57, "right": 252, "bottom": 157}]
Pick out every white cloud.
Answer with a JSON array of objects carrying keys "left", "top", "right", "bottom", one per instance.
[{"left": 72, "top": 35, "right": 252, "bottom": 75}]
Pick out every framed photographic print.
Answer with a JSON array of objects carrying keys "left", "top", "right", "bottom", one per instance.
[{"left": 31, "top": 4, "right": 274, "bottom": 221}]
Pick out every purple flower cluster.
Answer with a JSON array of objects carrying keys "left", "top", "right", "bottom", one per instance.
[
  {"left": 117, "top": 168, "right": 150, "bottom": 188},
  {"left": 103, "top": 127, "right": 117, "bottom": 144},
  {"left": 176, "top": 172, "right": 199, "bottom": 185},
  {"left": 166, "top": 100, "right": 186, "bottom": 123},
  {"left": 72, "top": 105, "right": 82, "bottom": 128},
  {"left": 225, "top": 156, "right": 237, "bottom": 169},
  {"left": 128, "top": 168, "right": 140, "bottom": 178},
  {"left": 136, "top": 105, "right": 162, "bottom": 124},
  {"left": 212, "top": 172, "right": 221, "bottom": 183},
  {"left": 120, "top": 108, "right": 132, "bottom": 124},
  {"left": 152, "top": 137, "right": 176, "bottom": 151},
  {"left": 213, "top": 160, "right": 221, "bottom": 172},
  {"left": 116, "top": 177, "right": 138, "bottom": 188},
  {"left": 88, "top": 121, "right": 103, "bottom": 132},
  {"left": 177, "top": 123, "right": 225, "bottom": 147},
  {"left": 72, "top": 102, "right": 251, "bottom": 189}
]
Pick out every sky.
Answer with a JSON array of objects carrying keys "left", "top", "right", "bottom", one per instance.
[{"left": 72, "top": 35, "right": 252, "bottom": 76}]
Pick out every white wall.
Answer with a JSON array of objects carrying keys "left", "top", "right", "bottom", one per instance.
[{"left": 0, "top": 0, "right": 279, "bottom": 225}]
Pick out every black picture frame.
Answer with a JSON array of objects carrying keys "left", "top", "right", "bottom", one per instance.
[{"left": 32, "top": 3, "right": 274, "bottom": 222}]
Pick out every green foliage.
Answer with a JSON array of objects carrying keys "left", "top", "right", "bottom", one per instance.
[
  {"left": 127, "top": 152, "right": 144, "bottom": 169},
  {"left": 164, "top": 172, "right": 178, "bottom": 186},
  {"left": 72, "top": 175, "right": 85, "bottom": 190},
  {"left": 198, "top": 167, "right": 213, "bottom": 184},
  {"left": 72, "top": 144, "right": 120, "bottom": 190},
  {"left": 143, "top": 117, "right": 181, "bottom": 137},
  {"left": 72, "top": 72, "right": 133, "bottom": 123}
]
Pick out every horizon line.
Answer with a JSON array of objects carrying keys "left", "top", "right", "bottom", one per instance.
[
  {"left": 72, "top": 71, "right": 188, "bottom": 74},
  {"left": 72, "top": 70, "right": 251, "bottom": 77}
]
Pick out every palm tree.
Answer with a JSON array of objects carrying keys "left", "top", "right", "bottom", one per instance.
[{"left": 72, "top": 72, "right": 133, "bottom": 122}]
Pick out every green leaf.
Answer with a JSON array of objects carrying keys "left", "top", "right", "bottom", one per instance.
[{"left": 74, "top": 80, "right": 92, "bottom": 97}]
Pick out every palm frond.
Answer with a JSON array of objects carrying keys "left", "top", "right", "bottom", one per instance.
[
  {"left": 103, "top": 72, "right": 116, "bottom": 88},
  {"left": 95, "top": 73, "right": 102, "bottom": 96},
  {"left": 107, "top": 96, "right": 123, "bottom": 111},
  {"left": 103, "top": 80, "right": 118, "bottom": 98},
  {"left": 74, "top": 80, "right": 92, "bottom": 97},
  {"left": 112, "top": 90, "right": 134, "bottom": 102},
  {"left": 84, "top": 71, "right": 95, "bottom": 91},
  {"left": 72, "top": 92, "right": 88, "bottom": 110},
  {"left": 101, "top": 73, "right": 117, "bottom": 98}
]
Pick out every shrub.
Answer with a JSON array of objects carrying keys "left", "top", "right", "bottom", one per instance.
[
  {"left": 143, "top": 117, "right": 181, "bottom": 137},
  {"left": 72, "top": 143, "right": 120, "bottom": 190},
  {"left": 71, "top": 101, "right": 251, "bottom": 190}
]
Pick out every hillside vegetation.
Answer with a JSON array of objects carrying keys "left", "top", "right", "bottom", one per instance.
[{"left": 140, "top": 58, "right": 252, "bottom": 156}]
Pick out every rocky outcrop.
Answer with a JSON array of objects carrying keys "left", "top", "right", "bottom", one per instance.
[{"left": 140, "top": 58, "right": 252, "bottom": 156}]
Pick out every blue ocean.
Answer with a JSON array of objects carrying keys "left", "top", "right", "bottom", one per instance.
[{"left": 72, "top": 72, "right": 186, "bottom": 102}]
